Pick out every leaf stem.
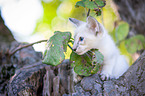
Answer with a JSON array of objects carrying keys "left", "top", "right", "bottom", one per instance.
[
  {"left": 68, "top": 44, "right": 73, "bottom": 51},
  {"left": 87, "top": 9, "right": 91, "bottom": 17},
  {"left": 9, "top": 39, "right": 48, "bottom": 57},
  {"left": 87, "top": 0, "right": 92, "bottom": 17}
]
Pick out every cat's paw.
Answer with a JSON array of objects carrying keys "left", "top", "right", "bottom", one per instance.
[
  {"left": 100, "top": 72, "right": 113, "bottom": 80},
  {"left": 72, "top": 69, "right": 82, "bottom": 83},
  {"left": 73, "top": 75, "right": 82, "bottom": 83}
]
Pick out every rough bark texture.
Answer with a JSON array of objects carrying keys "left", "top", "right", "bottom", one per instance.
[
  {"left": 113, "top": 51, "right": 145, "bottom": 95},
  {"left": 113, "top": 0, "right": 145, "bottom": 36}
]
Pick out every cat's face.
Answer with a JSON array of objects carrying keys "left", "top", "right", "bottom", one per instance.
[{"left": 69, "top": 16, "right": 103, "bottom": 55}]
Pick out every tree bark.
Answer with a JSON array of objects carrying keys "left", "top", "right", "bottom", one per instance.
[
  {"left": 113, "top": 0, "right": 145, "bottom": 36},
  {"left": 114, "top": 51, "right": 145, "bottom": 95}
]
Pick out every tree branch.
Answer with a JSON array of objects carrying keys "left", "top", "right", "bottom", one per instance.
[{"left": 9, "top": 40, "right": 48, "bottom": 57}]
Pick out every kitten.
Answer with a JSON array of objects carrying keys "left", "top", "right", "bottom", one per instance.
[{"left": 69, "top": 16, "right": 129, "bottom": 81}]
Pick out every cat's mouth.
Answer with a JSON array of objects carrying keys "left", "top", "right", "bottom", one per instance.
[
  {"left": 75, "top": 50, "right": 88, "bottom": 55},
  {"left": 73, "top": 45, "right": 89, "bottom": 55},
  {"left": 76, "top": 52, "right": 84, "bottom": 55}
]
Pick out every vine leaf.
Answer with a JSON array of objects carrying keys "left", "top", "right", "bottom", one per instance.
[
  {"left": 70, "top": 49, "right": 104, "bottom": 76},
  {"left": 75, "top": 0, "right": 98, "bottom": 9},
  {"left": 75, "top": 0, "right": 106, "bottom": 16},
  {"left": 94, "top": 0, "right": 106, "bottom": 8},
  {"left": 75, "top": 0, "right": 85, "bottom": 8},
  {"left": 75, "top": 0, "right": 106, "bottom": 9},
  {"left": 42, "top": 31, "right": 71, "bottom": 66},
  {"left": 84, "top": 0, "right": 98, "bottom": 9}
]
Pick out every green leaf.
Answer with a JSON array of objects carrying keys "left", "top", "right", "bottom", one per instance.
[
  {"left": 75, "top": 0, "right": 106, "bottom": 9},
  {"left": 75, "top": 1, "right": 85, "bottom": 8},
  {"left": 42, "top": 31, "right": 71, "bottom": 66},
  {"left": 70, "top": 49, "right": 104, "bottom": 76},
  {"left": 125, "top": 35, "right": 145, "bottom": 54},
  {"left": 84, "top": 0, "right": 98, "bottom": 9},
  {"left": 95, "top": 0, "right": 106, "bottom": 7},
  {"left": 75, "top": 0, "right": 98, "bottom": 9},
  {"left": 115, "top": 22, "right": 129, "bottom": 42}
]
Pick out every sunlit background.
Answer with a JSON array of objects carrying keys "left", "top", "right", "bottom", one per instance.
[{"left": 0, "top": 0, "right": 140, "bottom": 65}]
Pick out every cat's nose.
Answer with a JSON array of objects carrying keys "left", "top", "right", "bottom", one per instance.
[{"left": 73, "top": 48, "right": 77, "bottom": 51}]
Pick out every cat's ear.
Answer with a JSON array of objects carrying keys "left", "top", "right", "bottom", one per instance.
[
  {"left": 69, "top": 18, "right": 84, "bottom": 27},
  {"left": 86, "top": 16, "right": 103, "bottom": 35}
]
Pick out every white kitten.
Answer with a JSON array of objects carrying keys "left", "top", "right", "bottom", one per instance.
[{"left": 69, "top": 16, "right": 129, "bottom": 81}]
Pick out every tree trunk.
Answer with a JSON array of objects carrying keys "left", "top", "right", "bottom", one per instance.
[{"left": 113, "top": 0, "right": 145, "bottom": 36}]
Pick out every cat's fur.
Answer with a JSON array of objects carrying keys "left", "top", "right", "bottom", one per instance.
[{"left": 69, "top": 16, "right": 129, "bottom": 81}]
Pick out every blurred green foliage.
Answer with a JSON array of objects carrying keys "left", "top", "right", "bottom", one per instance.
[
  {"left": 115, "top": 22, "right": 129, "bottom": 42},
  {"left": 125, "top": 35, "right": 145, "bottom": 54}
]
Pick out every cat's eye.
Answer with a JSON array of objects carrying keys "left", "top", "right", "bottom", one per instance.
[{"left": 79, "top": 37, "right": 84, "bottom": 41}]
